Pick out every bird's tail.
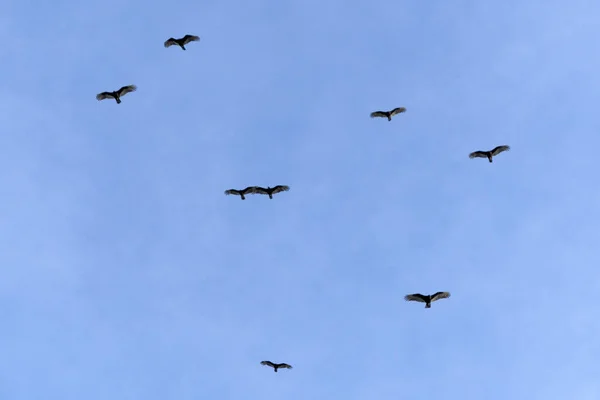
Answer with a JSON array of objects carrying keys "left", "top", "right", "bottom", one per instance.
[
  {"left": 116, "top": 97, "right": 121, "bottom": 104},
  {"left": 488, "top": 156, "right": 493, "bottom": 163},
  {"left": 240, "top": 195, "right": 245, "bottom": 200},
  {"left": 181, "top": 45, "right": 186, "bottom": 50},
  {"left": 269, "top": 194, "right": 273, "bottom": 199},
  {"left": 425, "top": 303, "right": 431, "bottom": 308},
  {"left": 387, "top": 116, "right": 392, "bottom": 121},
  {"left": 274, "top": 368, "right": 278, "bottom": 372}
]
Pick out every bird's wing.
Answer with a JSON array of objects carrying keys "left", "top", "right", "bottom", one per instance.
[
  {"left": 469, "top": 151, "right": 487, "bottom": 159},
  {"left": 182, "top": 34, "right": 200, "bottom": 44},
  {"left": 164, "top": 38, "right": 178, "bottom": 47},
  {"left": 117, "top": 85, "right": 137, "bottom": 96},
  {"left": 278, "top": 363, "right": 292, "bottom": 369},
  {"left": 241, "top": 186, "right": 259, "bottom": 194},
  {"left": 96, "top": 92, "right": 114, "bottom": 101},
  {"left": 224, "top": 189, "right": 241, "bottom": 196},
  {"left": 404, "top": 294, "right": 427, "bottom": 303},
  {"left": 491, "top": 145, "right": 510, "bottom": 156},
  {"left": 370, "top": 111, "right": 388, "bottom": 118},
  {"left": 431, "top": 292, "right": 450, "bottom": 301},
  {"left": 253, "top": 187, "right": 269, "bottom": 194},
  {"left": 272, "top": 185, "right": 290, "bottom": 194},
  {"left": 261, "top": 361, "right": 275, "bottom": 368},
  {"left": 390, "top": 107, "right": 406, "bottom": 115}
]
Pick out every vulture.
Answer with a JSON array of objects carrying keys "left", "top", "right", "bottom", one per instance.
[
  {"left": 370, "top": 107, "right": 406, "bottom": 121},
  {"left": 254, "top": 185, "right": 290, "bottom": 199},
  {"left": 469, "top": 145, "right": 510, "bottom": 163},
  {"left": 164, "top": 34, "right": 200, "bottom": 50},
  {"left": 261, "top": 361, "right": 292, "bottom": 372},
  {"left": 404, "top": 292, "right": 450, "bottom": 308},
  {"left": 224, "top": 186, "right": 258, "bottom": 200},
  {"left": 96, "top": 85, "right": 137, "bottom": 104}
]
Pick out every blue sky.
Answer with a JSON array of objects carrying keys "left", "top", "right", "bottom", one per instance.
[{"left": 1, "top": 0, "right": 599, "bottom": 399}]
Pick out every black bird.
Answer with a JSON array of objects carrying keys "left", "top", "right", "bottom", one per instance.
[
  {"left": 96, "top": 85, "right": 137, "bottom": 104},
  {"left": 164, "top": 34, "right": 200, "bottom": 50},
  {"left": 254, "top": 185, "right": 290, "bottom": 199},
  {"left": 261, "top": 361, "right": 292, "bottom": 372},
  {"left": 370, "top": 107, "right": 406, "bottom": 121},
  {"left": 404, "top": 292, "right": 450, "bottom": 308},
  {"left": 224, "top": 186, "right": 258, "bottom": 200},
  {"left": 469, "top": 145, "right": 510, "bottom": 163}
]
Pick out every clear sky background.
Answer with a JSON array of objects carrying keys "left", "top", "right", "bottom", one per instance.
[{"left": 1, "top": 0, "right": 599, "bottom": 399}]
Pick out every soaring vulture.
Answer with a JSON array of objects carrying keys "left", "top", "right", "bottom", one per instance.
[
  {"left": 469, "top": 145, "right": 510, "bottom": 163},
  {"left": 254, "top": 185, "right": 290, "bottom": 199},
  {"left": 370, "top": 107, "right": 406, "bottom": 121},
  {"left": 404, "top": 292, "right": 450, "bottom": 308},
  {"left": 261, "top": 360, "right": 292, "bottom": 372},
  {"left": 164, "top": 34, "right": 200, "bottom": 50},
  {"left": 224, "top": 186, "right": 258, "bottom": 200},
  {"left": 96, "top": 85, "right": 137, "bottom": 104}
]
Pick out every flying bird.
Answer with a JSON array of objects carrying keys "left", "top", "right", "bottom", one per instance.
[
  {"left": 261, "top": 361, "right": 292, "bottom": 372},
  {"left": 370, "top": 107, "right": 406, "bottom": 121},
  {"left": 224, "top": 186, "right": 259, "bottom": 200},
  {"left": 96, "top": 85, "right": 137, "bottom": 104},
  {"left": 404, "top": 292, "right": 450, "bottom": 308},
  {"left": 254, "top": 185, "right": 290, "bottom": 199},
  {"left": 469, "top": 145, "right": 510, "bottom": 163},
  {"left": 164, "top": 34, "right": 200, "bottom": 50}
]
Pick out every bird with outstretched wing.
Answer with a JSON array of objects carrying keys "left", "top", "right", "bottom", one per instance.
[
  {"left": 96, "top": 85, "right": 137, "bottom": 104},
  {"left": 224, "top": 186, "right": 259, "bottom": 200},
  {"left": 254, "top": 185, "right": 290, "bottom": 199},
  {"left": 370, "top": 107, "right": 406, "bottom": 121},
  {"left": 261, "top": 360, "right": 293, "bottom": 372},
  {"left": 469, "top": 145, "right": 510, "bottom": 163},
  {"left": 164, "top": 34, "right": 200, "bottom": 50},
  {"left": 404, "top": 292, "right": 450, "bottom": 308}
]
